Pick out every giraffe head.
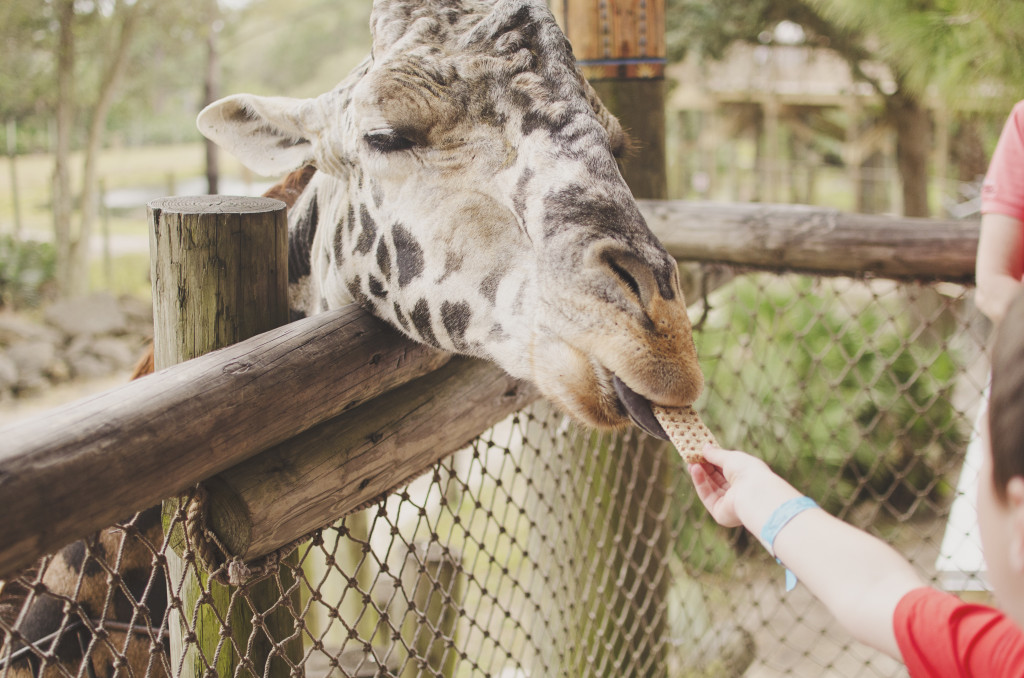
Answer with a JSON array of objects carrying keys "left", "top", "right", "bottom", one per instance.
[{"left": 197, "top": 0, "right": 702, "bottom": 438}]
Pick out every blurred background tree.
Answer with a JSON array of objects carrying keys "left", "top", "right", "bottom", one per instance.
[
  {"left": 666, "top": 0, "right": 1024, "bottom": 217},
  {"left": 1, "top": 0, "right": 1022, "bottom": 301},
  {"left": 0, "top": 0, "right": 370, "bottom": 301}
]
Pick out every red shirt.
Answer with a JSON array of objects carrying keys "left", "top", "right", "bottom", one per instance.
[
  {"left": 894, "top": 587, "right": 1024, "bottom": 676},
  {"left": 982, "top": 100, "right": 1024, "bottom": 220}
]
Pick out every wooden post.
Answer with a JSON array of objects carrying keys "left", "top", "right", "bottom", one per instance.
[
  {"left": 557, "top": 3, "right": 670, "bottom": 675},
  {"left": 561, "top": 0, "right": 668, "bottom": 200},
  {"left": 149, "top": 195, "right": 300, "bottom": 678}
]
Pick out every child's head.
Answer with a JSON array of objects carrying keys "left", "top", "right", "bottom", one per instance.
[
  {"left": 981, "top": 288, "right": 1024, "bottom": 624},
  {"left": 989, "top": 290, "right": 1024, "bottom": 499}
]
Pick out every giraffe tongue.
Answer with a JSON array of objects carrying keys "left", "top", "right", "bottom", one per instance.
[{"left": 612, "top": 376, "right": 669, "bottom": 440}]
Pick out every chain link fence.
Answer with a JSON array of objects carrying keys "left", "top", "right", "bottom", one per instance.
[{"left": 0, "top": 266, "right": 988, "bottom": 677}]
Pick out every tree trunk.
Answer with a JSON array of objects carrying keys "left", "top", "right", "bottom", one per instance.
[
  {"left": 53, "top": 0, "right": 74, "bottom": 297},
  {"left": 952, "top": 113, "right": 989, "bottom": 183},
  {"left": 889, "top": 89, "right": 932, "bottom": 218},
  {"left": 6, "top": 120, "right": 22, "bottom": 239},
  {"left": 72, "top": 0, "right": 143, "bottom": 295},
  {"left": 204, "top": 0, "right": 220, "bottom": 194}
]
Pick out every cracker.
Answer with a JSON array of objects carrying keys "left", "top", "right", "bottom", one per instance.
[{"left": 652, "top": 405, "right": 717, "bottom": 464}]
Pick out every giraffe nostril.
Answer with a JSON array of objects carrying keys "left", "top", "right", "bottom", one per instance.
[
  {"left": 599, "top": 247, "right": 657, "bottom": 309},
  {"left": 608, "top": 260, "right": 642, "bottom": 303}
]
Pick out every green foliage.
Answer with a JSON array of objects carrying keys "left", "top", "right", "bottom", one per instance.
[
  {"left": 0, "top": 236, "right": 57, "bottom": 309},
  {"left": 807, "top": 0, "right": 1024, "bottom": 105},
  {"left": 697, "top": 276, "right": 965, "bottom": 518},
  {"left": 667, "top": 0, "right": 1024, "bottom": 108}
]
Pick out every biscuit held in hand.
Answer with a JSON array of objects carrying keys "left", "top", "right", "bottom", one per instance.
[{"left": 652, "top": 405, "right": 717, "bottom": 464}]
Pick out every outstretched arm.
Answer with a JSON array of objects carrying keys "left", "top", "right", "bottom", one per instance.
[{"left": 690, "top": 447, "right": 926, "bottom": 659}]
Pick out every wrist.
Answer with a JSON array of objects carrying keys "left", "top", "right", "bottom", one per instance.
[{"left": 735, "top": 475, "right": 804, "bottom": 549}]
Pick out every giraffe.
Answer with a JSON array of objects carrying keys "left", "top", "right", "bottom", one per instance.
[
  {"left": 198, "top": 0, "right": 704, "bottom": 436},
  {"left": 1, "top": 1, "right": 704, "bottom": 676}
]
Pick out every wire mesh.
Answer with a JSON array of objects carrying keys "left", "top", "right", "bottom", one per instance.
[{"left": 0, "top": 269, "right": 988, "bottom": 677}]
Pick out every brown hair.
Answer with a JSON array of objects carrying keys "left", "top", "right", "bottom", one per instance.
[{"left": 989, "top": 290, "right": 1024, "bottom": 500}]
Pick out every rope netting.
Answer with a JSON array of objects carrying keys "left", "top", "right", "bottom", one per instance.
[{"left": 0, "top": 269, "right": 989, "bottom": 678}]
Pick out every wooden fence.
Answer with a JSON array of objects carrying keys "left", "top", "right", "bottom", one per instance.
[
  {"left": 0, "top": 199, "right": 978, "bottom": 582},
  {"left": 0, "top": 199, "right": 981, "bottom": 678}
]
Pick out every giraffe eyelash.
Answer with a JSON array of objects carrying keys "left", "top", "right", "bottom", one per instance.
[{"left": 364, "top": 128, "right": 417, "bottom": 153}]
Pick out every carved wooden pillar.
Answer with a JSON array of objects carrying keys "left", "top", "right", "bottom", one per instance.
[
  {"left": 553, "top": 3, "right": 671, "bottom": 676},
  {"left": 557, "top": 0, "right": 668, "bottom": 200}
]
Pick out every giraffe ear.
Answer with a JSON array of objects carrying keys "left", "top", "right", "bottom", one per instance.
[{"left": 197, "top": 94, "right": 324, "bottom": 176}]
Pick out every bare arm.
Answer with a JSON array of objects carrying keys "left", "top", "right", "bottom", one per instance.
[
  {"left": 976, "top": 212, "right": 1024, "bottom": 325},
  {"left": 690, "top": 447, "right": 926, "bottom": 659}
]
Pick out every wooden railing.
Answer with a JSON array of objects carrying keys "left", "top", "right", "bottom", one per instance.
[{"left": 0, "top": 199, "right": 979, "bottom": 580}]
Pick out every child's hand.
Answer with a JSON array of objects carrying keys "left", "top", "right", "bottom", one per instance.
[{"left": 688, "top": 447, "right": 776, "bottom": 529}]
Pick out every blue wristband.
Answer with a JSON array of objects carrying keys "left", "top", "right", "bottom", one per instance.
[{"left": 760, "top": 496, "right": 819, "bottom": 591}]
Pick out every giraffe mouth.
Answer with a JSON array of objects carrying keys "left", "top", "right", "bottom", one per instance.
[{"left": 612, "top": 375, "right": 669, "bottom": 441}]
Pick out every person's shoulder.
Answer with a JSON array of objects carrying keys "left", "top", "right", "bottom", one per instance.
[{"left": 1009, "top": 101, "right": 1024, "bottom": 126}]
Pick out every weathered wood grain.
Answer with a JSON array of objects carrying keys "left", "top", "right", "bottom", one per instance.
[
  {"left": 205, "top": 356, "right": 539, "bottom": 560},
  {"left": 0, "top": 304, "right": 450, "bottom": 579},
  {"left": 149, "top": 195, "right": 299, "bottom": 678},
  {"left": 640, "top": 200, "right": 979, "bottom": 281}
]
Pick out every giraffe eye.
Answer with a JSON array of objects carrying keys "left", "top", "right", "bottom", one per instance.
[{"left": 364, "top": 128, "right": 416, "bottom": 153}]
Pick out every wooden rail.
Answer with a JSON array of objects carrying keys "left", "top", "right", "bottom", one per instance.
[
  {"left": 0, "top": 304, "right": 451, "bottom": 578},
  {"left": 640, "top": 200, "right": 979, "bottom": 281},
  {"left": 0, "top": 200, "right": 980, "bottom": 579}
]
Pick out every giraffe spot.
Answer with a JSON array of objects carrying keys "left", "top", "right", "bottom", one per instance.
[
  {"left": 346, "top": 203, "right": 356, "bottom": 234},
  {"left": 512, "top": 280, "right": 527, "bottom": 315},
  {"left": 61, "top": 540, "right": 104, "bottom": 577},
  {"left": 115, "top": 566, "right": 165, "bottom": 622},
  {"left": 543, "top": 185, "right": 621, "bottom": 239},
  {"left": 441, "top": 300, "right": 472, "bottom": 350},
  {"left": 480, "top": 268, "right": 506, "bottom": 306},
  {"left": 512, "top": 168, "right": 533, "bottom": 221},
  {"left": 393, "top": 224, "right": 425, "bottom": 287},
  {"left": 346, "top": 276, "right": 369, "bottom": 307},
  {"left": 61, "top": 540, "right": 87, "bottom": 571},
  {"left": 355, "top": 204, "right": 377, "bottom": 255},
  {"left": 376, "top": 237, "right": 391, "bottom": 281},
  {"left": 410, "top": 298, "right": 439, "bottom": 346},
  {"left": 393, "top": 301, "right": 410, "bottom": 332},
  {"left": 368, "top": 275, "right": 387, "bottom": 298},
  {"left": 289, "top": 193, "right": 317, "bottom": 284},
  {"left": 489, "top": 323, "right": 510, "bottom": 342},
  {"left": 437, "top": 251, "right": 464, "bottom": 284}
]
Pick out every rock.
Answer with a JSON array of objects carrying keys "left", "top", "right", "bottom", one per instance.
[
  {"left": 7, "top": 341, "right": 59, "bottom": 394},
  {"left": 43, "top": 292, "right": 127, "bottom": 337},
  {"left": 0, "top": 353, "right": 18, "bottom": 391},
  {"left": 68, "top": 354, "right": 112, "bottom": 380},
  {"left": 66, "top": 336, "right": 139, "bottom": 378},
  {"left": 118, "top": 294, "right": 154, "bottom": 336},
  {"left": 0, "top": 314, "right": 62, "bottom": 347}
]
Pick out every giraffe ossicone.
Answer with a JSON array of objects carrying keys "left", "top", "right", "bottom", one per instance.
[{"left": 198, "top": 0, "right": 703, "bottom": 437}]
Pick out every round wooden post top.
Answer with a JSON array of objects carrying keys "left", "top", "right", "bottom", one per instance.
[{"left": 148, "top": 195, "right": 285, "bottom": 214}]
